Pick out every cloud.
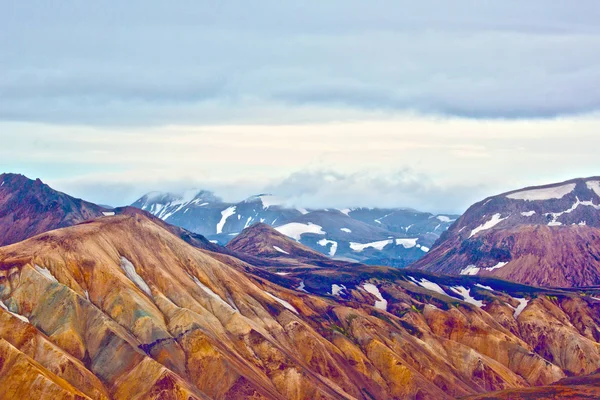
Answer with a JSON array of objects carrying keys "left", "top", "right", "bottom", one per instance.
[
  {"left": 48, "top": 167, "right": 490, "bottom": 214},
  {"left": 2, "top": 1, "right": 600, "bottom": 125},
  {"left": 4, "top": 115, "right": 600, "bottom": 211},
  {"left": 263, "top": 169, "right": 490, "bottom": 214}
]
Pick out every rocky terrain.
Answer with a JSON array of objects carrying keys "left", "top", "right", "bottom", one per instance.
[
  {"left": 2, "top": 173, "right": 600, "bottom": 398},
  {"left": 413, "top": 177, "right": 600, "bottom": 287},
  {"left": 0, "top": 173, "right": 108, "bottom": 246},
  {"left": 1, "top": 209, "right": 600, "bottom": 398},
  {"left": 465, "top": 372, "right": 600, "bottom": 399},
  {"left": 132, "top": 190, "right": 457, "bottom": 267}
]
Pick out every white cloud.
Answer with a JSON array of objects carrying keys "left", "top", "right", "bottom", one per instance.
[{"left": 0, "top": 114, "right": 595, "bottom": 212}]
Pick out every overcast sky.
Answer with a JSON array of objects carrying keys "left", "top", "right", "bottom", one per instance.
[{"left": 2, "top": 1, "right": 600, "bottom": 213}]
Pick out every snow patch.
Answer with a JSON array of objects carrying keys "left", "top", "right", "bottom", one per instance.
[
  {"left": 475, "top": 284, "right": 494, "bottom": 291},
  {"left": 297, "top": 208, "right": 309, "bottom": 215},
  {"left": 102, "top": 211, "right": 115, "bottom": 216},
  {"left": 340, "top": 228, "right": 352, "bottom": 233},
  {"left": 395, "top": 238, "right": 418, "bottom": 248},
  {"left": 470, "top": 213, "right": 507, "bottom": 238},
  {"left": 419, "top": 246, "right": 430, "bottom": 252},
  {"left": 409, "top": 277, "right": 451, "bottom": 297},
  {"left": 545, "top": 196, "right": 600, "bottom": 226},
  {"left": 436, "top": 215, "right": 454, "bottom": 223},
  {"left": 216, "top": 206, "right": 236, "bottom": 234},
  {"left": 273, "top": 246, "right": 290, "bottom": 255},
  {"left": 587, "top": 181, "right": 600, "bottom": 197},
  {"left": 0, "top": 300, "right": 29, "bottom": 323},
  {"left": 296, "top": 281, "right": 308, "bottom": 293},
  {"left": 276, "top": 222, "right": 326, "bottom": 241},
  {"left": 339, "top": 208, "right": 352, "bottom": 216},
  {"left": 362, "top": 283, "right": 388, "bottom": 311},
  {"left": 450, "top": 286, "right": 484, "bottom": 307},
  {"left": 119, "top": 257, "right": 152, "bottom": 296},
  {"left": 460, "top": 265, "right": 480, "bottom": 276},
  {"left": 275, "top": 272, "right": 290, "bottom": 276},
  {"left": 521, "top": 211, "right": 536, "bottom": 217},
  {"left": 190, "top": 274, "right": 237, "bottom": 312},
  {"left": 331, "top": 284, "right": 347, "bottom": 296},
  {"left": 485, "top": 261, "right": 508, "bottom": 271},
  {"left": 350, "top": 239, "right": 392, "bottom": 252},
  {"left": 317, "top": 239, "right": 338, "bottom": 256},
  {"left": 507, "top": 183, "right": 576, "bottom": 201},
  {"left": 264, "top": 291, "right": 298, "bottom": 314},
  {"left": 512, "top": 298, "right": 529, "bottom": 318},
  {"left": 34, "top": 265, "right": 58, "bottom": 283}
]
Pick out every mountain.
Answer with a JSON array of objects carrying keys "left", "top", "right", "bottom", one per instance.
[
  {"left": 131, "top": 192, "right": 302, "bottom": 239},
  {"left": 131, "top": 190, "right": 458, "bottom": 267},
  {"left": 226, "top": 223, "right": 331, "bottom": 261},
  {"left": 0, "top": 173, "right": 107, "bottom": 246},
  {"left": 412, "top": 177, "right": 600, "bottom": 287},
  {"left": 2, "top": 184, "right": 600, "bottom": 398}
]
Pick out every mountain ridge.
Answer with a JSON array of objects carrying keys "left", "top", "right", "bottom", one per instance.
[
  {"left": 131, "top": 189, "right": 458, "bottom": 267},
  {"left": 412, "top": 176, "right": 600, "bottom": 287},
  {"left": 0, "top": 173, "right": 108, "bottom": 247}
]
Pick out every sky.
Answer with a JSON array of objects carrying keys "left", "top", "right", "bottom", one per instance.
[{"left": 1, "top": 1, "right": 600, "bottom": 213}]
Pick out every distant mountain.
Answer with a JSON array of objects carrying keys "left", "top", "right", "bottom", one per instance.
[
  {"left": 0, "top": 173, "right": 107, "bottom": 246},
  {"left": 227, "top": 223, "right": 330, "bottom": 261},
  {"left": 412, "top": 177, "right": 600, "bottom": 287},
  {"left": 131, "top": 190, "right": 458, "bottom": 266}
]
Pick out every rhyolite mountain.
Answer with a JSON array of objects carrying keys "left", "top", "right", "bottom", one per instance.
[
  {"left": 0, "top": 173, "right": 108, "bottom": 246},
  {"left": 132, "top": 190, "right": 458, "bottom": 267},
  {"left": 226, "top": 223, "right": 332, "bottom": 262},
  {"left": 2, "top": 211, "right": 600, "bottom": 399},
  {"left": 2, "top": 173, "right": 600, "bottom": 398},
  {"left": 413, "top": 177, "right": 600, "bottom": 287}
]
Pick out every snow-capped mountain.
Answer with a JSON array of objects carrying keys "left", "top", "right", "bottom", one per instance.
[
  {"left": 131, "top": 190, "right": 458, "bottom": 267},
  {"left": 413, "top": 177, "right": 600, "bottom": 287}
]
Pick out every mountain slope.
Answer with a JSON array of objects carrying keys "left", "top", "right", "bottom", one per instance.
[
  {"left": 2, "top": 211, "right": 600, "bottom": 398},
  {"left": 466, "top": 372, "right": 600, "bottom": 399},
  {"left": 0, "top": 213, "right": 446, "bottom": 399},
  {"left": 0, "top": 173, "right": 107, "bottom": 246},
  {"left": 412, "top": 177, "right": 600, "bottom": 287},
  {"left": 227, "top": 223, "right": 331, "bottom": 261}
]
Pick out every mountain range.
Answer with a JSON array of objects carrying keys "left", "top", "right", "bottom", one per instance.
[
  {"left": 2, "top": 172, "right": 600, "bottom": 399},
  {"left": 131, "top": 190, "right": 457, "bottom": 267}
]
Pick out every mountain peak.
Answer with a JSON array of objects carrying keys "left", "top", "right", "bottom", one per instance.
[
  {"left": 413, "top": 176, "right": 600, "bottom": 287},
  {"left": 227, "top": 222, "right": 329, "bottom": 261},
  {"left": 0, "top": 173, "right": 106, "bottom": 246}
]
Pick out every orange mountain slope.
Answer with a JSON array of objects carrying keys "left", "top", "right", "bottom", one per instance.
[{"left": 1, "top": 212, "right": 600, "bottom": 399}]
